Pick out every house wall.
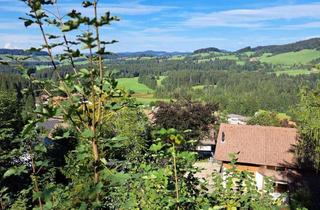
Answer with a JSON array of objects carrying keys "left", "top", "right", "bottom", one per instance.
[
  {"left": 222, "top": 162, "right": 289, "bottom": 193},
  {"left": 196, "top": 145, "right": 212, "bottom": 151},
  {"left": 255, "top": 172, "right": 264, "bottom": 190},
  {"left": 222, "top": 163, "right": 260, "bottom": 172}
]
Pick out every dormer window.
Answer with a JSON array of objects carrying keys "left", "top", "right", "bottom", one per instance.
[{"left": 222, "top": 132, "right": 225, "bottom": 143}]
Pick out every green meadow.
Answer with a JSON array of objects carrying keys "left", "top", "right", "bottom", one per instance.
[
  {"left": 117, "top": 77, "right": 154, "bottom": 93},
  {"left": 259, "top": 49, "right": 320, "bottom": 65},
  {"left": 117, "top": 77, "right": 168, "bottom": 104}
]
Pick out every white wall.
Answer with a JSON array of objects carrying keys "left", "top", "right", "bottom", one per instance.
[
  {"left": 196, "top": 145, "right": 212, "bottom": 151},
  {"left": 255, "top": 172, "right": 264, "bottom": 190}
]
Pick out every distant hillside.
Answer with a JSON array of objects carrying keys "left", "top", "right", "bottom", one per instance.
[
  {"left": 193, "top": 47, "right": 226, "bottom": 54},
  {"left": 236, "top": 46, "right": 252, "bottom": 53},
  {"left": 237, "top": 38, "right": 320, "bottom": 54},
  {"left": 0, "top": 48, "right": 48, "bottom": 56},
  {"left": 117, "top": 50, "right": 189, "bottom": 57}
]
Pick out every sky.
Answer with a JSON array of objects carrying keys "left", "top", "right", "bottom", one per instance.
[{"left": 1, "top": 0, "right": 320, "bottom": 52}]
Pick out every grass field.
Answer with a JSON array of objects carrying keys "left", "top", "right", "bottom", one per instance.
[
  {"left": 259, "top": 49, "right": 320, "bottom": 65},
  {"left": 168, "top": 55, "right": 186, "bottom": 60},
  {"left": 216, "top": 54, "right": 238, "bottom": 60},
  {"left": 243, "top": 51, "right": 255, "bottom": 56},
  {"left": 117, "top": 77, "right": 154, "bottom": 93},
  {"left": 274, "top": 69, "right": 312, "bottom": 76},
  {"left": 117, "top": 77, "right": 169, "bottom": 104},
  {"left": 192, "top": 85, "right": 205, "bottom": 90}
]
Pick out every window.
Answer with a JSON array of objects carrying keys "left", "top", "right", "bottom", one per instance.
[
  {"left": 222, "top": 132, "right": 225, "bottom": 143},
  {"left": 266, "top": 166, "right": 276, "bottom": 170}
]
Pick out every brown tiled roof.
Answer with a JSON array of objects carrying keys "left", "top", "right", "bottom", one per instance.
[
  {"left": 215, "top": 124, "right": 298, "bottom": 167},
  {"left": 258, "top": 168, "right": 301, "bottom": 183}
]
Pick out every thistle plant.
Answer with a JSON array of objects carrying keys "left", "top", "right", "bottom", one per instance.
[{"left": 1, "top": 0, "right": 130, "bottom": 208}]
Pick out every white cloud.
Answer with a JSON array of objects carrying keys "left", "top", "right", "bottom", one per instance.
[
  {"left": 106, "top": 30, "right": 227, "bottom": 52},
  {"left": 0, "top": 1, "right": 175, "bottom": 16},
  {"left": 184, "top": 3, "right": 320, "bottom": 28},
  {"left": 4, "top": 43, "right": 14, "bottom": 49},
  {"left": 54, "top": 2, "right": 175, "bottom": 16},
  {"left": 282, "top": 21, "right": 320, "bottom": 29},
  {"left": 0, "top": 21, "right": 26, "bottom": 30},
  {"left": 0, "top": 34, "right": 42, "bottom": 49}
]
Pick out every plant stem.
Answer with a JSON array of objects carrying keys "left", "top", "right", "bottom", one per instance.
[
  {"left": 93, "top": 0, "right": 104, "bottom": 80},
  {"left": 55, "top": 4, "right": 78, "bottom": 75},
  {"left": 88, "top": 44, "right": 100, "bottom": 184},
  {"left": 172, "top": 143, "right": 180, "bottom": 210},
  {"left": 29, "top": 146, "right": 43, "bottom": 210}
]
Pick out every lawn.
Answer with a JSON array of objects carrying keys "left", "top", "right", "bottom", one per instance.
[
  {"left": 117, "top": 77, "right": 154, "bottom": 93},
  {"left": 117, "top": 77, "right": 169, "bottom": 105},
  {"left": 259, "top": 49, "right": 320, "bottom": 65}
]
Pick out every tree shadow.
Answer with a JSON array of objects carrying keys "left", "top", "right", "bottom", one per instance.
[{"left": 279, "top": 143, "right": 320, "bottom": 209}]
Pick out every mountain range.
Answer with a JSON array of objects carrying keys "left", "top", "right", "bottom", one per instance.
[{"left": 1, "top": 37, "right": 320, "bottom": 58}]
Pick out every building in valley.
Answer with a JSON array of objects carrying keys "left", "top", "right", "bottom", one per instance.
[
  {"left": 215, "top": 124, "right": 300, "bottom": 193},
  {"left": 227, "top": 114, "right": 249, "bottom": 125}
]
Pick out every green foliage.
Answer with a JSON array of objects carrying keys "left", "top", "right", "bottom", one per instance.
[
  {"left": 138, "top": 74, "right": 158, "bottom": 89},
  {"left": 102, "top": 107, "right": 150, "bottom": 162},
  {"left": 156, "top": 70, "right": 318, "bottom": 115},
  {"left": 296, "top": 85, "right": 320, "bottom": 171},
  {"left": 208, "top": 154, "right": 284, "bottom": 209},
  {"left": 247, "top": 110, "right": 291, "bottom": 127},
  {"left": 0, "top": 0, "right": 291, "bottom": 209},
  {"left": 153, "top": 100, "right": 218, "bottom": 144},
  {"left": 0, "top": 91, "right": 23, "bottom": 140}
]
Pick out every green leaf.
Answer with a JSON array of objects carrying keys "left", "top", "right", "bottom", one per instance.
[
  {"left": 74, "top": 85, "right": 85, "bottom": 94},
  {"left": 19, "top": 17, "right": 34, "bottom": 27},
  {"left": 34, "top": 144, "right": 47, "bottom": 153},
  {"left": 22, "top": 121, "right": 37, "bottom": 136},
  {"left": 100, "top": 158, "right": 107, "bottom": 165},
  {"left": 61, "top": 25, "right": 71, "bottom": 32},
  {"left": 150, "top": 142, "right": 163, "bottom": 152},
  {"left": 82, "top": 1, "right": 93, "bottom": 8},
  {"left": 79, "top": 203, "right": 88, "bottom": 210},
  {"left": 107, "top": 172, "right": 130, "bottom": 185},
  {"left": 3, "top": 166, "right": 27, "bottom": 178},
  {"left": 36, "top": 160, "right": 48, "bottom": 167},
  {"left": 47, "top": 34, "right": 60, "bottom": 39},
  {"left": 3, "top": 169, "right": 16, "bottom": 178},
  {"left": 79, "top": 68, "right": 90, "bottom": 75},
  {"left": 63, "top": 131, "right": 70, "bottom": 138},
  {"left": 81, "top": 128, "right": 94, "bottom": 138}
]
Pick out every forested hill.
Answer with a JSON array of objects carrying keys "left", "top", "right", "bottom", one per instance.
[
  {"left": 118, "top": 50, "right": 189, "bottom": 57},
  {"left": 0, "top": 48, "right": 48, "bottom": 56},
  {"left": 193, "top": 47, "right": 225, "bottom": 54},
  {"left": 237, "top": 38, "right": 320, "bottom": 54}
]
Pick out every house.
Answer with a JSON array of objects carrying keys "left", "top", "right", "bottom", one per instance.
[
  {"left": 227, "top": 114, "right": 249, "bottom": 125},
  {"left": 215, "top": 123, "right": 300, "bottom": 193}
]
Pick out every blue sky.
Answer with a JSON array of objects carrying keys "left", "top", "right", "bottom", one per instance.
[{"left": 1, "top": 0, "right": 320, "bottom": 52}]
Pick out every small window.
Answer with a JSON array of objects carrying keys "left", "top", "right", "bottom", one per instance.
[
  {"left": 267, "top": 166, "right": 276, "bottom": 170},
  {"left": 221, "top": 132, "right": 225, "bottom": 143}
]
